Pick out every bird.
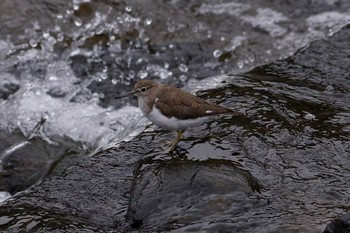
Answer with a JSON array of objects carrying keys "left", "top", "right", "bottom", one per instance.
[{"left": 115, "top": 80, "right": 243, "bottom": 152}]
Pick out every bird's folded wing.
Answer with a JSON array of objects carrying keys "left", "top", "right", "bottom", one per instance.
[{"left": 155, "top": 87, "right": 239, "bottom": 119}]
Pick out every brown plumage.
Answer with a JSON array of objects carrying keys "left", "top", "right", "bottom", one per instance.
[
  {"left": 155, "top": 84, "right": 240, "bottom": 119},
  {"left": 133, "top": 80, "right": 242, "bottom": 120}
]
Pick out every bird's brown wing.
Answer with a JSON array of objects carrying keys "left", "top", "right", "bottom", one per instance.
[{"left": 155, "top": 86, "right": 241, "bottom": 120}]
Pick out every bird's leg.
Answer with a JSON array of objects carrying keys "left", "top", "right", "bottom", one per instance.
[{"left": 168, "top": 130, "right": 185, "bottom": 152}]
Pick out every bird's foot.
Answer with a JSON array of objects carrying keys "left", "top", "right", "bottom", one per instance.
[
  {"left": 167, "top": 138, "right": 178, "bottom": 153},
  {"left": 160, "top": 139, "right": 178, "bottom": 153},
  {"left": 161, "top": 130, "right": 185, "bottom": 153}
]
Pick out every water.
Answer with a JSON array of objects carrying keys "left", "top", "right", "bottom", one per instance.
[{"left": 0, "top": 0, "right": 350, "bottom": 232}]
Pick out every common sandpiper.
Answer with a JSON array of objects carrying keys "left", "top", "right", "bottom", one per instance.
[{"left": 116, "top": 80, "right": 242, "bottom": 152}]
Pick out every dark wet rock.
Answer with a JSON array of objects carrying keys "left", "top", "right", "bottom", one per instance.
[
  {"left": 323, "top": 213, "right": 350, "bottom": 233},
  {"left": 126, "top": 159, "right": 262, "bottom": 231},
  {"left": 0, "top": 130, "right": 83, "bottom": 195},
  {"left": 240, "top": 24, "right": 350, "bottom": 140},
  {"left": 46, "top": 88, "right": 67, "bottom": 98},
  {"left": 0, "top": 112, "right": 256, "bottom": 232},
  {"left": 0, "top": 145, "right": 142, "bottom": 232},
  {"left": 246, "top": 24, "right": 350, "bottom": 109},
  {"left": 242, "top": 136, "right": 269, "bottom": 163},
  {"left": 0, "top": 73, "right": 19, "bottom": 99},
  {"left": 0, "top": 208, "right": 107, "bottom": 233}
]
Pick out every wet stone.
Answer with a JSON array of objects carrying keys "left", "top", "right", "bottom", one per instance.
[
  {"left": 0, "top": 131, "right": 57, "bottom": 194},
  {"left": 0, "top": 73, "right": 20, "bottom": 100},
  {"left": 126, "top": 159, "right": 263, "bottom": 231},
  {"left": 323, "top": 213, "right": 350, "bottom": 233},
  {"left": 242, "top": 136, "right": 269, "bottom": 163},
  {"left": 0, "top": 146, "right": 142, "bottom": 232}
]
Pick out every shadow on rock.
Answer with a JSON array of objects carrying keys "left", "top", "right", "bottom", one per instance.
[
  {"left": 126, "top": 157, "right": 263, "bottom": 232},
  {"left": 323, "top": 213, "right": 350, "bottom": 233}
]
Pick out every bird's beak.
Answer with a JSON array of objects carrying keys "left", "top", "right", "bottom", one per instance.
[{"left": 114, "top": 90, "right": 137, "bottom": 99}]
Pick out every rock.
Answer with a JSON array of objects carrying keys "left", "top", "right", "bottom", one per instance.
[
  {"left": 126, "top": 159, "right": 263, "bottom": 231},
  {"left": 0, "top": 145, "right": 144, "bottom": 232},
  {"left": 323, "top": 213, "right": 350, "bottom": 233},
  {"left": 0, "top": 73, "right": 19, "bottom": 99}
]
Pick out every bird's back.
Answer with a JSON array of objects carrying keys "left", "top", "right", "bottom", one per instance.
[{"left": 154, "top": 84, "right": 241, "bottom": 120}]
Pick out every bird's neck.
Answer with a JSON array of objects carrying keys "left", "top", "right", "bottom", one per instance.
[{"left": 138, "top": 94, "right": 156, "bottom": 116}]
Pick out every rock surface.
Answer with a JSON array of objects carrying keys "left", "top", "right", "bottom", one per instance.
[
  {"left": 0, "top": 73, "right": 19, "bottom": 99},
  {"left": 323, "top": 213, "right": 350, "bottom": 233}
]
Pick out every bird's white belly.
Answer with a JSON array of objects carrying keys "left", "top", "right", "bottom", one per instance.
[{"left": 146, "top": 107, "right": 209, "bottom": 130}]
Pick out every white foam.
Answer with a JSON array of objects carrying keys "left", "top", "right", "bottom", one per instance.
[
  {"left": 0, "top": 61, "right": 149, "bottom": 150},
  {"left": 0, "top": 191, "right": 11, "bottom": 203}
]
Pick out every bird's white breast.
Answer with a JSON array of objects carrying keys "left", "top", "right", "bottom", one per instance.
[{"left": 146, "top": 106, "right": 209, "bottom": 130}]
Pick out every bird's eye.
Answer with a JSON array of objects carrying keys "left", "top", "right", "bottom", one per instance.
[{"left": 140, "top": 87, "right": 147, "bottom": 92}]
